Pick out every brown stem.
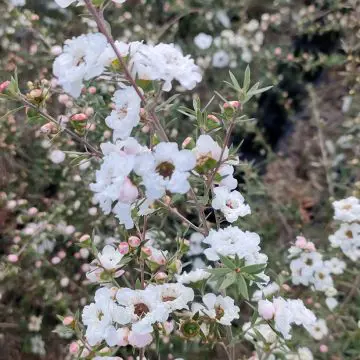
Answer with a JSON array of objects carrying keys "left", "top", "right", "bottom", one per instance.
[
  {"left": 83, "top": 0, "right": 168, "bottom": 142},
  {"left": 157, "top": 199, "right": 205, "bottom": 234}
]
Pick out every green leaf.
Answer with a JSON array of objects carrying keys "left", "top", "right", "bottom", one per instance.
[
  {"left": 237, "top": 275, "right": 249, "bottom": 300},
  {"left": 251, "top": 310, "right": 258, "bottom": 325},
  {"left": 218, "top": 255, "right": 237, "bottom": 270},
  {"left": 135, "top": 278, "right": 142, "bottom": 290},
  {"left": 229, "top": 71, "right": 241, "bottom": 91},
  {"left": 241, "top": 263, "right": 267, "bottom": 274},
  {"left": 243, "top": 65, "right": 251, "bottom": 93},
  {"left": 205, "top": 268, "right": 233, "bottom": 276},
  {"left": 247, "top": 85, "right": 273, "bottom": 96},
  {"left": 220, "top": 272, "right": 237, "bottom": 290}
]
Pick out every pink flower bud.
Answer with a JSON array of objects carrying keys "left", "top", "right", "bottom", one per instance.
[
  {"left": 223, "top": 101, "right": 241, "bottom": 109},
  {"left": 281, "top": 284, "right": 291, "bottom": 292},
  {"left": 319, "top": 344, "right": 328, "bottom": 353},
  {"left": 71, "top": 113, "right": 88, "bottom": 121},
  {"left": 28, "top": 207, "right": 38, "bottom": 216},
  {"left": 79, "top": 234, "right": 90, "bottom": 242},
  {"left": 88, "top": 86, "right": 97, "bottom": 94},
  {"left": 295, "top": 236, "right": 307, "bottom": 249},
  {"left": 306, "top": 297, "right": 313, "bottom": 305},
  {"left": 58, "top": 250, "right": 66, "bottom": 259},
  {"left": 141, "top": 246, "right": 152, "bottom": 257},
  {"left": 207, "top": 114, "right": 220, "bottom": 123},
  {"left": 0, "top": 81, "right": 10, "bottom": 93},
  {"left": 35, "top": 260, "right": 42, "bottom": 268},
  {"left": 182, "top": 137, "right": 193, "bottom": 149},
  {"left": 69, "top": 342, "right": 79, "bottom": 354},
  {"left": 274, "top": 47, "right": 282, "bottom": 56},
  {"left": 51, "top": 256, "right": 61, "bottom": 264},
  {"left": 63, "top": 316, "right": 74, "bottom": 326},
  {"left": 58, "top": 94, "right": 69, "bottom": 104},
  {"left": 258, "top": 299, "right": 276, "bottom": 320},
  {"left": 155, "top": 272, "right": 168, "bottom": 281},
  {"left": 114, "top": 269, "right": 125, "bottom": 278},
  {"left": 287, "top": 53, "right": 294, "bottom": 61},
  {"left": 129, "top": 236, "right": 141, "bottom": 248},
  {"left": 305, "top": 242, "right": 316, "bottom": 252},
  {"left": 7, "top": 254, "right": 18, "bottom": 263},
  {"left": 119, "top": 242, "right": 130, "bottom": 255}
]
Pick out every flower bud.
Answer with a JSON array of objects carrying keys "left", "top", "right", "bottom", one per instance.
[
  {"left": 128, "top": 236, "right": 141, "bottom": 248},
  {"left": 0, "top": 80, "right": 10, "bottom": 93},
  {"left": 40, "top": 122, "right": 58, "bottom": 134},
  {"left": 155, "top": 272, "right": 168, "bottom": 282},
  {"left": 223, "top": 101, "right": 241, "bottom": 109},
  {"left": 119, "top": 242, "right": 130, "bottom": 255},
  {"left": 63, "top": 316, "right": 74, "bottom": 326},
  {"left": 180, "top": 320, "right": 200, "bottom": 339},
  {"left": 141, "top": 246, "right": 152, "bottom": 258},
  {"left": 258, "top": 299, "right": 275, "bottom": 320},
  {"left": 69, "top": 342, "right": 79, "bottom": 354},
  {"left": 7, "top": 254, "right": 19, "bottom": 263},
  {"left": 79, "top": 234, "right": 90, "bottom": 242},
  {"left": 182, "top": 137, "right": 195, "bottom": 150},
  {"left": 71, "top": 113, "right": 88, "bottom": 121},
  {"left": 88, "top": 86, "right": 97, "bottom": 94},
  {"left": 319, "top": 345, "right": 328, "bottom": 353}
]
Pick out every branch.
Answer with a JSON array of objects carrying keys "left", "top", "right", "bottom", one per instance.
[
  {"left": 83, "top": 0, "right": 169, "bottom": 142},
  {"left": 19, "top": 95, "right": 102, "bottom": 158}
]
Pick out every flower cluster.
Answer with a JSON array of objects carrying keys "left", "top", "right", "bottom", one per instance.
[
  {"left": 329, "top": 196, "right": 360, "bottom": 261},
  {"left": 258, "top": 297, "right": 316, "bottom": 339},
  {"left": 53, "top": 33, "right": 202, "bottom": 97}
]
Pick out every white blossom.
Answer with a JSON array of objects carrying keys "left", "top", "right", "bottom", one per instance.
[
  {"left": 212, "top": 186, "right": 251, "bottom": 222},
  {"left": 194, "top": 33, "right": 213, "bottom": 50}
]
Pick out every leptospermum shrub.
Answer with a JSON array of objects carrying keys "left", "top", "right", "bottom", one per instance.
[{"left": 2, "top": 1, "right": 360, "bottom": 360}]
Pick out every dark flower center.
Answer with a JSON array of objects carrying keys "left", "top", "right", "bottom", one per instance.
[
  {"left": 156, "top": 161, "right": 175, "bottom": 178},
  {"left": 134, "top": 303, "right": 150, "bottom": 317}
]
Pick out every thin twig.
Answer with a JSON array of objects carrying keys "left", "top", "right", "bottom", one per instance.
[
  {"left": 19, "top": 96, "right": 102, "bottom": 157},
  {"left": 157, "top": 200, "right": 204, "bottom": 234},
  {"left": 83, "top": 0, "right": 168, "bottom": 142}
]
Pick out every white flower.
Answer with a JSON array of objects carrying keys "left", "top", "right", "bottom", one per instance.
[
  {"left": 30, "top": 336, "right": 46, "bottom": 356},
  {"left": 212, "top": 186, "right": 251, "bottom": 222},
  {"left": 135, "top": 142, "right": 196, "bottom": 200},
  {"left": 98, "top": 245, "right": 123, "bottom": 270},
  {"left": 259, "top": 297, "right": 316, "bottom": 340},
  {"left": 305, "top": 318, "right": 328, "bottom": 340},
  {"left": 116, "top": 287, "right": 169, "bottom": 335},
  {"left": 194, "top": 135, "right": 238, "bottom": 190},
  {"left": 82, "top": 288, "right": 115, "bottom": 346},
  {"left": 325, "top": 297, "right": 338, "bottom": 311},
  {"left": 49, "top": 149, "right": 66, "bottom": 164},
  {"left": 176, "top": 268, "right": 211, "bottom": 284},
  {"left": 53, "top": 33, "right": 108, "bottom": 97},
  {"left": 130, "top": 43, "right": 202, "bottom": 91},
  {"left": 252, "top": 282, "right": 280, "bottom": 301},
  {"left": 324, "top": 257, "right": 346, "bottom": 274},
  {"left": 152, "top": 283, "right": 194, "bottom": 311},
  {"left": 201, "top": 293, "right": 240, "bottom": 325},
  {"left": 203, "top": 226, "right": 266, "bottom": 266},
  {"left": 187, "top": 232, "right": 205, "bottom": 256},
  {"left": 332, "top": 196, "right": 360, "bottom": 223},
  {"left": 245, "top": 19, "right": 260, "bottom": 32},
  {"left": 128, "top": 330, "right": 153, "bottom": 348},
  {"left": 105, "top": 86, "right": 141, "bottom": 141},
  {"left": 287, "top": 347, "right": 314, "bottom": 360},
  {"left": 329, "top": 222, "right": 360, "bottom": 261},
  {"left": 212, "top": 50, "right": 230, "bottom": 68},
  {"left": 194, "top": 33, "right": 213, "bottom": 50},
  {"left": 216, "top": 10, "right": 231, "bottom": 28},
  {"left": 28, "top": 315, "right": 42, "bottom": 332}
]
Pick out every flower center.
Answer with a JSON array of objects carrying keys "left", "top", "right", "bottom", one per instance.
[
  {"left": 346, "top": 230, "right": 353, "bottom": 239},
  {"left": 305, "top": 258, "right": 313, "bottom": 266},
  {"left": 97, "top": 311, "right": 104, "bottom": 321},
  {"left": 342, "top": 204, "right": 352, "bottom": 210},
  {"left": 156, "top": 161, "right": 175, "bottom": 178},
  {"left": 134, "top": 303, "right": 150, "bottom": 318},
  {"left": 162, "top": 296, "right": 176, "bottom": 302},
  {"left": 318, "top": 272, "right": 325, "bottom": 280},
  {"left": 215, "top": 306, "right": 225, "bottom": 320}
]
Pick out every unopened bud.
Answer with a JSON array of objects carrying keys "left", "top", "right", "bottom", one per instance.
[
  {"left": 141, "top": 246, "right": 152, "bottom": 258},
  {"left": 155, "top": 272, "right": 168, "bottom": 282},
  {"left": 79, "top": 234, "right": 90, "bottom": 243},
  {"left": 128, "top": 236, "right": 141, "bottom": 248},
  {"left": 0, "top": 80, "right": 10, "bottom": 93},
  {"left": 71, "top": 113, "right": 88, "bottom": 121},
  {"left": 118, "top": 242, "right": 130, "bottom": 255},
  {"left": 182, "top": 137, "right": 195, "bottom": 149},
  {"left": 63, "top": 316, "right": 74, "bottom": 326}
]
